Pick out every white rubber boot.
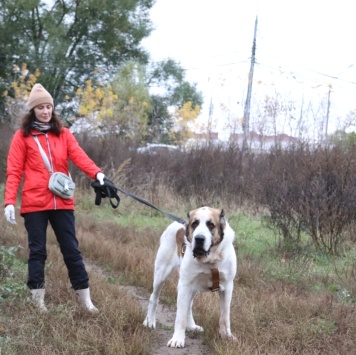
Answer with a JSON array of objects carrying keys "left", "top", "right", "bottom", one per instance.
[
  {"left": 75, "top": 288, "right": 98, "bottom": 313},
  {"left": 30, "top": 289, "right": 48, "bottom": 312}
]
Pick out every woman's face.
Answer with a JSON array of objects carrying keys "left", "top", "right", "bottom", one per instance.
[{"left": 34, "top": 104, "right": 53, "bottom": 123}]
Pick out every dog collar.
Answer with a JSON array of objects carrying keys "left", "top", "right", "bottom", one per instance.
[{"left": 209, "top": 268, "right": 220, "bottom": 292}]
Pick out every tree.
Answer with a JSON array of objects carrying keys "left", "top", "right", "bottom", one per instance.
[
  {"left": 145, "top": 59, "right": 203, "bottom": 143},
  {"left": 73, "top": 60, "right": 202, "bottom": 146},
  {"left": 2, "top": 64, "right": 39, "bottom": 127},
  {"left": 170, "top": 101, "right": 201, "bottom": 145},
  {"left": 328, "top": 130, "right": 356, "bottom": 148},
  {"left": 72, "top": 79, "right": 119, "bottom": 134},
  {"left": 74, "top": 61, "right": 151, "bottom": 145},
  {"left": 108, "top": 61, "right": 151, "bottom": 144},
  {"left": 0, "top": 0, "right": 154, "bottom": 116}
]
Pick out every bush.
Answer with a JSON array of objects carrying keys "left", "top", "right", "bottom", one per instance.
[
  {"left": 0, "top": 122, "right": 15, "bottom": 184},
  {"left": 0, "top": 245, "right": 27, "bottom": 300},
  {"left": 253, "top": 145, "right": 356, "bottom": 254}
]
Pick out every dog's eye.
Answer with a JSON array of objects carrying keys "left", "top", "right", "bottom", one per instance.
[
  {"left": 207, "top": 221, "right": 215, "bottom": 230},
  {"left": 191, "top": 220, "right": 199, "bottom": 229}
]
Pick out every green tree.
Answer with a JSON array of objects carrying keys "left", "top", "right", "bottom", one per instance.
[
  {"left": 145, "top": 59, "right": 203, "bottom": 143},
  {"left": 73, "top": 60, "right": 202, "bottom": 146},
  {"left": 73, "top": 62, "right": 150, "bottom": 143},
  {"left": 328, "top": 130, "right": 356, "bottom": 148},
  {"left": 0, "top": 0, "right": 154, "bottom": 115},
  {"left": 108, "top": 61, "right": 151, "bottom": 144}
]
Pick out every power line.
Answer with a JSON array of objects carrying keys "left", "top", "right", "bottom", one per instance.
[
  {"left": 183, "top": 60, "right": 249, "bottom": 72},
  {"left": 255, "top": 62, "right": 356, "bottom": 87}
]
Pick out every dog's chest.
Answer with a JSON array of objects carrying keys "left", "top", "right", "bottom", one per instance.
[{"left": 182, "top": 266, "right": 226, "bottom": 292}]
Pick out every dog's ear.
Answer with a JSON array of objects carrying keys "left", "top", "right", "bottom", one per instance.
[
  {"left": 219, "top": 209, "right": 226, "bottom": 238},
  {"left": 185, "top": 223, "right": 193, "bottom": 243},
  {"left": 220, "top": 209, "right": 226, "bottom": 224},
  {"left": 185, "top": 211, "right": 192, "bottom": 242}
]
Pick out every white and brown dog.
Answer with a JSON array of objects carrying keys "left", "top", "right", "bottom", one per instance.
[{"left": 143, "top": 206, "right": 237, "bottom": 348}]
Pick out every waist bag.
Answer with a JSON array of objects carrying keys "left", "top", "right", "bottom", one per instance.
[
  {"left": 48, "top": 172, "right": 75, "bottom": 199},
  {"left": 33, "top": 135, "right": 75, "bottom": 199}
]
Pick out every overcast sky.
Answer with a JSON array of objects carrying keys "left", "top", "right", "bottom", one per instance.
[{"left": 142, "top": 0, "right": 356, "bottom": 139}]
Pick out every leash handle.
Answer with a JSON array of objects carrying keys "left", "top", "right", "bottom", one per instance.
[
  {"left": 103, "top": 184, "right": 120, "bottom": 208},
  {"left": 92, "top": 179, "right": 120, "bottom": 209}
]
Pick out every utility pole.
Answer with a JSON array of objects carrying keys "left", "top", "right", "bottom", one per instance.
[
  {"left": 208, "top": 96, "right": 214, "bottom": 144},
  {"left": 325, "top": 84, "right": 332, "bottom": 145},
  {"left": 242, "top": 16, "right": 258, "bottom": 152}
]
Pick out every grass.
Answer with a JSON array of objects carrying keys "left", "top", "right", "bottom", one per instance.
[
  {"left": 0, "top": 188, "right": 355, "bottom": 354},
  {"left": 229, "top": 212, "right": 277, "bottom": 256}
]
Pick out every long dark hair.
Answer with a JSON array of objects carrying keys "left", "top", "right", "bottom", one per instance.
[{"left": 21, "top": 109, "right": 63, "bottom": 137}]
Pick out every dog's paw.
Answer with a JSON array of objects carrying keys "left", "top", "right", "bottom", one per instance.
[
  {"left": 226, "top": 333, "right": 237, "bottom": 342},
  {"left": 231, "top": 334, "right": 237, "bottom": 341},
  {"left": 167, "top": 337, "right": 185, "bottom": 348},
  {"left": 220, "top": 331, "right": 237, "bottom": 341},
  {"left": 143, "top": 317, "right": 156, "bottom": 329},
  {"left": 187, "top": 324, "right": 204, "bottom": 332}
]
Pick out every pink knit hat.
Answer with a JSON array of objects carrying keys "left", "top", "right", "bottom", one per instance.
[{"left": 28, "top": 84, "right": 54, "bottom": 110}]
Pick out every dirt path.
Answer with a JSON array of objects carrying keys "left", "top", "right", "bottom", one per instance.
[
  {"left": 121, "top": 285, "right": 212, "bottom": 355},
  {"left": 87, "top": 264, "right": 211, "bottom": 354}
]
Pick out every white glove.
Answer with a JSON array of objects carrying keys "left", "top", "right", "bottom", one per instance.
[
  {"left": 4, "top": 204, "right": 16, "bottom": 224},
  {"left": 96, "top": 172, "right": 105, "bottom": 185}
]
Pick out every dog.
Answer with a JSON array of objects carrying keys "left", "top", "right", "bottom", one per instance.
[{"left": 143, "top": 206, "right": 237, "bottom": 348}]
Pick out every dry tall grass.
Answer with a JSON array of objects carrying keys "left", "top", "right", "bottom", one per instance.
[{"left": 0, "top": 186, "right": 355, "bottom": 354}]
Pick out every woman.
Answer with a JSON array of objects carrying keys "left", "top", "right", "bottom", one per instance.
[{"left": 4, "top": 83, "right": 105, "bottom": 312}]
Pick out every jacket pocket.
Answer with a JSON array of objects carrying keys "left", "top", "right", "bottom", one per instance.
[
  {"left": 59, "top": 196, "right": 75, "bottom": 205},
  {"left": 21, "top": 187, "right": 49, "bottom": 209}
]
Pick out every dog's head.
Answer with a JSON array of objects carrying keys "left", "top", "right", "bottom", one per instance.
[{"left": 185, "top": 206, "right": 226, "bottom": 258}]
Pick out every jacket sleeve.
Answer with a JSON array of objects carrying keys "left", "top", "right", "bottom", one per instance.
[
  {"left": 65, "top": 129, "right": 103, "bottom": 179},
  {"left": 4, "top": 131, "right": 26, "bottom": 207}
]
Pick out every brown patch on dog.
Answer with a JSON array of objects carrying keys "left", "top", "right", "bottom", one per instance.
[
  {"left": 176, "top": 227, "right": 186, "bottom": 258},
  {"left": 186, "top": 211, "right": 193, "bottom": 243},
  {"left": 208, "top": 208, "right": 224, "bottom": 245},
  {"left": 218, "top": 208, "right": 226, "bottom": 243}
]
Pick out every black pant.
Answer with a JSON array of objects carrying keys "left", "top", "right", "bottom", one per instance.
[{"left": 23, "top": 210, "right": 89, "bottom": 290}]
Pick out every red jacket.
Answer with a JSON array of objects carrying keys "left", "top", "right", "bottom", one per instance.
[{"left": 4, "top": 128, "right": 102, "bottom": 214}]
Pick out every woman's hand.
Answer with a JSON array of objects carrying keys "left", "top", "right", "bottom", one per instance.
[
  {"left": 4, "top": 205, "right": 16, "bottom": 224},
  {"left": 96, "top": 172, "right": 105, "bottom": 185}
]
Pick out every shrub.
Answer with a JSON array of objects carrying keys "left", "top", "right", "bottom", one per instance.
[
  {"left": 253, "top": 145, "right": 356, "bottom": 254},
  {"left": 0, "top": 245, "right": 27, "bottom": 300}
]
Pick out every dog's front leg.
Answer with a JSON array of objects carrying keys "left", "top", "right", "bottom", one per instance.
[
  {"left": 186, "top": 292, "right": 204, "bottom": 332},
  {"left": 144, "top": 245, "right": 178, "bottom": 329},
  {"left": 218, "top": 284, "right": 236, "bottom": 340},
  {"left": 167, "top": 284, "right": 192, "bottom": 348}
]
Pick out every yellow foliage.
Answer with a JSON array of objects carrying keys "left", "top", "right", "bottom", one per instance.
[
  {"left": 179, "top": 101, "right": 200, "bottom": 123},
  {"left": 76, "top": 81, "right": 119, "bottom": 120},
  {"left": 95, "top": 88, "right": 104, "bottom": 101},
  {"left": 173, "top": 101, "right": 200, "bottom": 126},
  {"left": 3, "top": 64, "right": 40, "bottom": 101},
  {"left": 170, "top": 101, "right": 201, "bottom": 145}
]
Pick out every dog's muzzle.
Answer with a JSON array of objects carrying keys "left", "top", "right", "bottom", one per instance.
[{"left": 192, "top": 235, "right": 210, "bottom": 258}]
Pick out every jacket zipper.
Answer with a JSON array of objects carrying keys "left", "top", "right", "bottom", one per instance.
[{"left": 43, "top": 133, "right": 57, "bottom": 210}]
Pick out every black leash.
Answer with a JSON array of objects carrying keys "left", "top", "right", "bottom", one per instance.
[{"left": 91, "top": 177, "right": 186, "bottom": 225}]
